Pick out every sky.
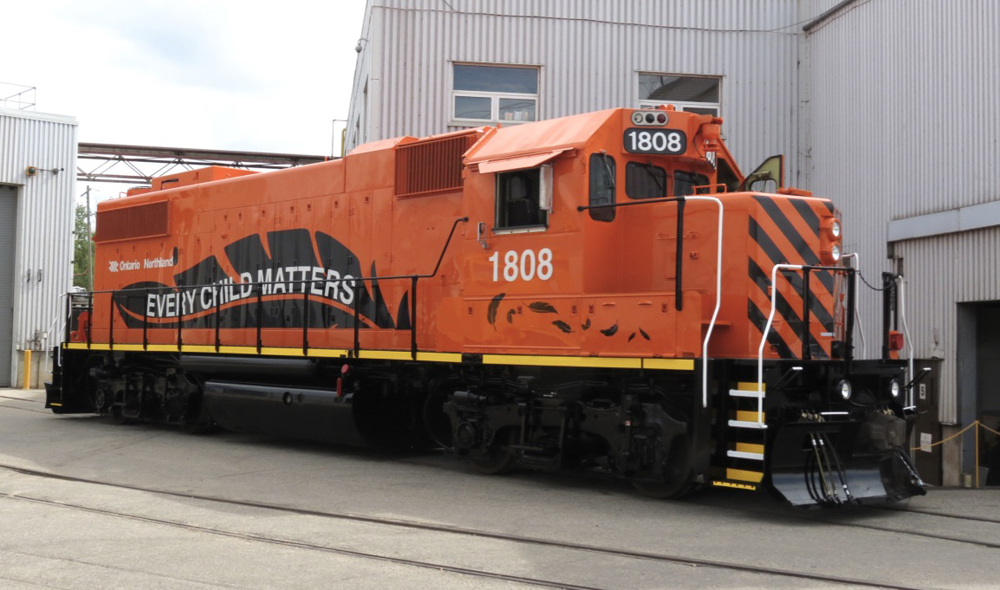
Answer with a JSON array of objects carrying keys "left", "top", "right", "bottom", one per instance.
[{"left": 1, "top": 0, "right": 369, "bottom": 202}]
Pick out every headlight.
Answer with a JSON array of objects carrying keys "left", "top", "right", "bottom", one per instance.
[
  {"left": 837, "top": 379, "right": 852, "bottom": 400},
  {"left": 889, "top": 379, "right": 901, "bottom": 399},
  {"left": 831, "top": 219, "right": 841, "bottom": 238},
  {"left": 831, "top": 243, "right": 841, "bottom": 261}
]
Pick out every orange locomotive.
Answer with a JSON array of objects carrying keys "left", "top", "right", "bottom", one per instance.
[{"left": 47, "top": 107, "right": 925, "bottom": 506}]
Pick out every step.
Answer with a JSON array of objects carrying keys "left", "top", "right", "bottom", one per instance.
[
  {"left": 726, "top": 450, "right": 764, "bottom": 461},
  {"left": 728, "top": 420, "right": 767, "bottom": 429},
  {"left": 730, "top": 382, "right": 765, "bottom": 399}
]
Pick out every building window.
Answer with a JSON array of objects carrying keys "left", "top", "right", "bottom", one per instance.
[
  {"left": 454, "top": 64, "right": 538, "bottom": 124},
  {"left": 495, "top": 167, "right": 549, "bottom": 230},
  {"left": 638, "top": 74, "right": 721, "bottom": 116}
]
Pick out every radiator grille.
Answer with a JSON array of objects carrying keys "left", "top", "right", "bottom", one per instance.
[
  {"left": 395, "top": 132, "right": 478, "bottom": 198},
  {"left": 94, "top": 201, "right": 169, "bottom": 242}
]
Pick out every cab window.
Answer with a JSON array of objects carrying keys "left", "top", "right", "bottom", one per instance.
[
  {"left": 588, "top": 153, "right": 616, "bottom": 222},
  {"left": 626, "top": 162, "right": 667, "bottom": 200},
  {"left": 674, "top": 171, "right": 709, "bottom": 196},
  {"left": 496, "top": 168, "right": 548, "bottom": 229}
]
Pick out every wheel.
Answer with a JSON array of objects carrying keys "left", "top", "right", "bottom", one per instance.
[
  {"left": 110, "top": 406, "right": 133, "bottom": 425},
  {"left": 631, "top": 469, "right": 695, "bottom": 499},
  {"left": 182, "top": 396, "right": 216, "bottom": 434},
  {"left": 631, "top": 435, "right": 695, "bottom": 499},
  {"left": 469, "top": 429, "right": 518, "bottom": 475}
]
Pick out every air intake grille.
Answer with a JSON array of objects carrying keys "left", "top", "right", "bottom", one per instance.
[
  {"left": 94, "top": 201, "right": 169, "bottom": 242},
  {"left": 395, "top": 132, "right": 478, "bottom": 198}
]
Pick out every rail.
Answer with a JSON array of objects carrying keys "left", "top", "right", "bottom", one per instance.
[{"left": 61, "top": 218, "right": 468, "bottom": 361}]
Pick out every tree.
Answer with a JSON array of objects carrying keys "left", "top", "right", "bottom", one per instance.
[{"left": 72, "top": 203, "right": 94, "bottom": 290}]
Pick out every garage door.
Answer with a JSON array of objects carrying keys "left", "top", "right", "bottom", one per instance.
[{"left": 0, "top": 185, "right": 15, "bottom": 386}]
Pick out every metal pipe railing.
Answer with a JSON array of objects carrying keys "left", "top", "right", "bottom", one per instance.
[{"left": 62, "top": 217, "right": 469, "bottom": 361}]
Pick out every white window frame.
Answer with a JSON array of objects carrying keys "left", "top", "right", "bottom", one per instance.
[
  {"left": 636, "top": 73, "right": 722, "bottom": 117},
  {"left": 451, "top": 64, "right": 539, "bottom": 126}
]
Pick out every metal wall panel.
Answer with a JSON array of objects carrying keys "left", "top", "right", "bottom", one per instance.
[
  {"left": 349, "top": 0, "right": 807, "bottom": 182},
  {"left": 0, "top": 108, "right": 78, "bottom": 385},
  {"left": 804, "top": 1, "right": 1000, "bottom": 424},
  {"left": 0, "top": 186, "right": 15, "bottom": 386}
]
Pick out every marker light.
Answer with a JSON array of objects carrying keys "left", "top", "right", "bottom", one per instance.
[{"left": 889, "top": 379, "right": 902, "bottom": 399}]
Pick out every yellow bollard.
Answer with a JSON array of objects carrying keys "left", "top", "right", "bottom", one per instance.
[
  {"left": 975, "top": 420, "right": 980, "bottom": 489},
  {"left": 22, "top": 349, "right": 31, "bottom": 390}
]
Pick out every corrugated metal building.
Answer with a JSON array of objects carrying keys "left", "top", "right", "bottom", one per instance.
[
  {"left": 0, "top": 108, "right": 78, "bottom": 388},
  {"left": 346, "top": 0, "right": 808, "bottom": 181},
  {"left": 804, "top": 0, "right": 1000, "bottom": 484},
  {"left": 346, "top": 0, "right": 999, "bottom": 484}
]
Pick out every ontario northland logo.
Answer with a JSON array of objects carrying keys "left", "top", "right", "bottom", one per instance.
[
  {"left": 109, "top": 257, "right": 173, "bottom": 273},
  {"left": 112, "top": 229, "right": 404, "bottom": 331}
]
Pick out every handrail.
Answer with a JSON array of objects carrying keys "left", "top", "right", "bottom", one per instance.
[
  {"left": 685, "top": 196, "right": 724, "bottom": 409},
  {"left": 757, "top": 264, "right": 803, "bottom": 427},
  {"left": 757, "top": 263, "right": 853, "bottom": 428},
  {"left": 580, "top": 196, "right": 723, "bottom": 407},
  {"left": 840, "top": 253, "right": 866, "bottom": 358},
  {"left": 63, "top": 217, "right": 469, "bottom": 361},
  {"left": 895, "top": 275, "right": 915, "bottom": 410}
]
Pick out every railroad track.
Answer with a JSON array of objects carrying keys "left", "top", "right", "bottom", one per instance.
[
  {"left": 0, "top": 463, "right": 926, "bottom": 590},
  {"left": 688, "top": 492, "right": 1000, "bottom": 551}
]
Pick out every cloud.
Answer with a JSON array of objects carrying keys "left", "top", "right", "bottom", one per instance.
[{"left": 4, "top": 0, "right": 367, "bottom": 170}]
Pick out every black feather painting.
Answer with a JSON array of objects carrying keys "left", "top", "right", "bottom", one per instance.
[
  {"left": 581, "top": 318, "right": 591, "bottom": 331},
  {"left": 506, "top": 309, "right": 516, "bottom": 324},
  {"left": 487, "top": 293, "right": 505, "bottom": 330},
  {"left": 528, "top": 302, "right": 558, "bottom": 314},
  {"left": 552, "top": 320, "right": 574, "bottom": 333},
  {"left": 639, "top": 328, "right": 650, "bottom": 340},
  {"left": 600, "top": 323, "right": 619, "bottom": 337}
]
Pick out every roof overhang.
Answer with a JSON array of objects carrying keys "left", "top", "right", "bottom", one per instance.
[{"left": 473, "top": 148, "right": 573, "bottom": 174}]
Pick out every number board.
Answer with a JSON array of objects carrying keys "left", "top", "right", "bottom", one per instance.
[{"left": 623, "top": 128, "right": 687, "bottom": 155}]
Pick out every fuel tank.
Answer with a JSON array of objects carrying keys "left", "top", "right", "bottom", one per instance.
[{"left": 203, "top": 381, "right": 370, "bottom": 447}]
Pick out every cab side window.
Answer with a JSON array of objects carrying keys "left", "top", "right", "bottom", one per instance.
[
  {"left": 496, "top": 168, "right": 547, "bottom": 229},
  {"left": 674, "top": 171, "right": 709, "bottom": 196},
  {"left": 626, "top": 162, "right": 667, "bottom": 200},
  {"left": 588, "top": 153, "right": 616, "bottom": 222}
]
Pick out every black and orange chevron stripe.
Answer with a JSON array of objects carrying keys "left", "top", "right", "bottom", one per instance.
[{"left": 747, "top": 196, "right": 840, "bottom": 360}]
